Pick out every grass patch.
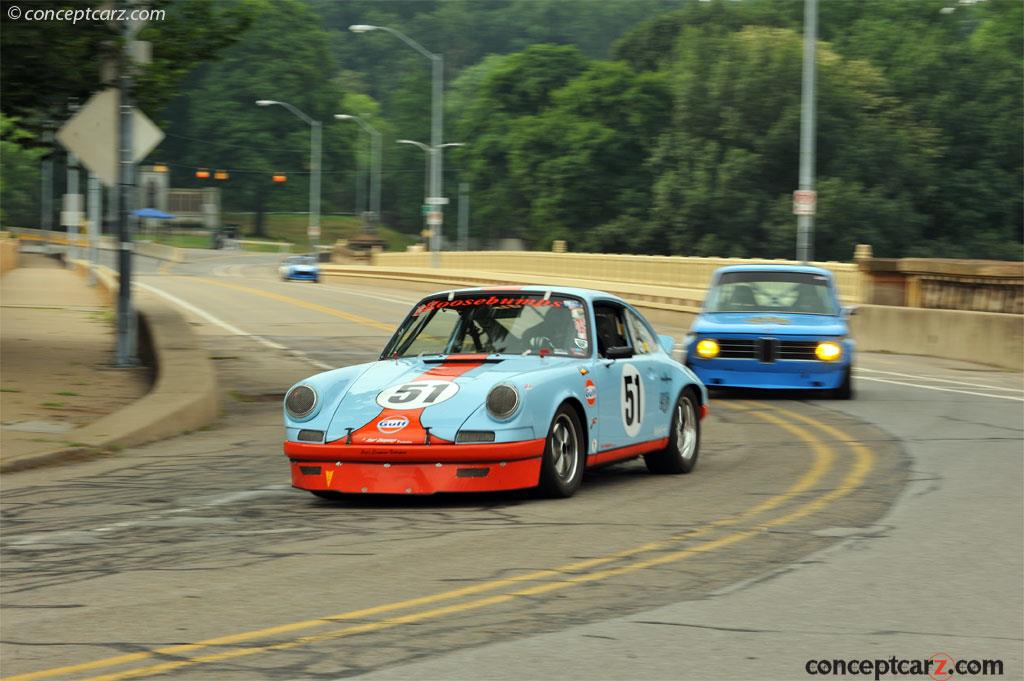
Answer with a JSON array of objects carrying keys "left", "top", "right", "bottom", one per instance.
[
  {"left": 153, "top": 233, "right": 214, "bottom": 249},
  {"left": 88, "top": 310, "right": 116, "bottom": 326},
  {"left": 41, "top": 401, "right": 65, "bottom": 408},
  {"left": 55, "top": 391, "right": 80, "bottom": 397},
  {"left": 0, "top": 387, "right": 21, "bottom": 393},
  {"left": 222, "top": 212, "right": 417, "bottom": 252}
]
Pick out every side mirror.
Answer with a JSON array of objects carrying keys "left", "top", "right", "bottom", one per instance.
[
  {"left": 658, "top": 334, "right": 675, "bottom": 355},
  {"left": 842, "top": 305, "right": 859, "bottom": 318},
  {"left": 604, "top": 345, "right": 634, "bottom": 360}
]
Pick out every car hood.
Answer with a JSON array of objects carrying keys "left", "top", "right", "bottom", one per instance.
[
  {"left": 693, "top": 312, "right": 847, "bottom": 336},
  {"left": 324, "top": 355, "right": 576, "bottom": 444}
]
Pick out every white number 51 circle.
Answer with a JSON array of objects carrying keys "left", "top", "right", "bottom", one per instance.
[{"left": 376, "top": 380, "right": 460, "bottom": 410}]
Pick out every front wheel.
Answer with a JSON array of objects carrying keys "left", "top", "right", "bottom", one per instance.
[
  {"left": 644, "top": 390, "right": 701, "bottom": 474},
  {"left": 831, "top": 367, "right": 853, "bottom": 400},
  {"left": 537, "top": 405, "right": 585, "bottom": 498}
]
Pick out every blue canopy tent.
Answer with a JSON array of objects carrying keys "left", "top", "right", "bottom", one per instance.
[{"left": 133, "top": 208, "right": 176, "bottom": 219}]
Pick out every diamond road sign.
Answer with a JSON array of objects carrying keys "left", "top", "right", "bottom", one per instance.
[{"left": 56, "top": 88, "right": 164, "bottom": 188}]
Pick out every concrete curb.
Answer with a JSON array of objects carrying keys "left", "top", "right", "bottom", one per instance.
[{"left": 1, "top": 260, "right": 220, "bottom": 473}]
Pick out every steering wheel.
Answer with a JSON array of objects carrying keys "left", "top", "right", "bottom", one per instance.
[{"left": 529, "top": 336, "right": 555, "bottom": 353}]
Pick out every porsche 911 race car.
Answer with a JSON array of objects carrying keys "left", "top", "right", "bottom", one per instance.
[
  {"left": 283, "top": 287, "right": 708, "bottom": 498},
  {"left": 684, "top": 265, "right": 855, "bottom": 398},
  {"left": 279, "top": 255, "right": 320, "bottom": 282}
]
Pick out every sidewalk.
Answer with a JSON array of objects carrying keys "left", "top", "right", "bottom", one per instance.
[{"left": 1, "top": 254, "right": 150, "bottom": 464}]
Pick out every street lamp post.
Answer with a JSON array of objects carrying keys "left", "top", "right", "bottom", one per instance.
[
  {"left": 256, "top": 99, "right": 321, "bottom": 250},
  {"left": 795, "top": 0, "right": 818, "bottom": 262},
  {"left": 335, "top": 114, "right": 381, "bottom": 229},
  {"left": 398, "top": 140, "right": 464, "bottom": 251},
  {"left": 350, "top": 24, "right": 444, "bottom": 265}
]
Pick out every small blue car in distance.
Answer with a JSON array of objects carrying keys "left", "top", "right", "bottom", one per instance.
[
  {"left": 683, "top": 265, "right": 854, "bottom": 398},
  {"left": 279, "top": 255, "right": 320, "bottom": 283},
  {"left": 283, "top": 286, "right": 709, "bottom": 499}
]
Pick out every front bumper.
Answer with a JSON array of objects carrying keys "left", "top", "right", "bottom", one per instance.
[
  {"left": 284, "top": 439, "right": 545, "bottom": 494},
  {"left": 686, "top": 357, "right": 848, "bottom": 390},
  {"left": 286, "top": 270, "right": 319, "bottom": 281}
]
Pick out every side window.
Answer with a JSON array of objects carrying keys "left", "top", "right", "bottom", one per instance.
[
  {"left": 625, "top": 310, "right": 659, "bottom": 355},
  {"left": 593, "top": 304, "right": 629, "bottom": 358}
]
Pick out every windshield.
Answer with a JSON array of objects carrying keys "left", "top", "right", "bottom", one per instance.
[
  {"left": 383, "top": 293, "right": 591, "bottom": 359},
  {"left": 707, "top": 271, "right": 838, "bottom": 315},
  {"left": 287, "top": 256, "right": 316, "bottom": 265}
]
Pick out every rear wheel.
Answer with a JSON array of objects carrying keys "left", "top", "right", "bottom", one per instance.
[
  {"left": 537, "top": 405, "right": 585, "bottom": 498},
  {"left": 644, "top": 390, "right": 700, "bottom": 474}
]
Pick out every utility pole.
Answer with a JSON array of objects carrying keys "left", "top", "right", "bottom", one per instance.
[
  {"left": 795, "top": 0, "right": 818, "bottom": 263},
  {"left": 41, "top": 125, "right": 54, "bottom": 231},
  {"left": 458, "top": 182, "right": 469, "bottom": 251},
  {"left": 88, "top": 172, "right": 101, "bottom": 285},
  {"left": 115, "top": 9, "right": 137, "bottom": 366}
]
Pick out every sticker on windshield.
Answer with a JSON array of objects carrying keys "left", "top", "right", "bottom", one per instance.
[
  {"left": 376, "top": 380, "right": 460, "bottom": 410},
  {"left": 415, "top": 296, "right": 563, "bottom": 315},
  {"left": 575, "top": 338, "right": 589, "bottom": 351}
]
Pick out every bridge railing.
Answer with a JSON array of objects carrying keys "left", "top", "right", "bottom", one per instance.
[{"left": 371, "top": 250, "right": 866, "bottom": 304}]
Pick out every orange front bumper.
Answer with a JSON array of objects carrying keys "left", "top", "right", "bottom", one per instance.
[{"left": 285, "top": 439, "right": 546, "bottom": 494}]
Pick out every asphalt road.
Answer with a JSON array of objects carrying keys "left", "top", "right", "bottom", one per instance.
[{"left": 2, "top": 251, "right": 1021, "bottom": 681}]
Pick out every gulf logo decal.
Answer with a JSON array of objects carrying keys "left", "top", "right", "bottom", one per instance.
[
  {"left": 377, "top": 415, "right": 410, "bottom": 434},
  {"left": 585, "top": 379, "right": 597, "bottom": 406}
]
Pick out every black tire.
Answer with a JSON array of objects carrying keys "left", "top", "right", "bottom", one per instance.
[
  {"left": 537, "top": 404, "right": 585, "bottom": 498},
  {"left": 831, "top": 367, "right": 853, "bottom": 400},
  {"left": 644, "top": 389, "right": 701, "bottom": 474}
]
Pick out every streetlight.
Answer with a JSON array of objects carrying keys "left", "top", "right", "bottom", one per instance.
[
  {"left": 794, "top": 0, "right": 817, "bottom": 262},
  {"left": 256, "top": 99, "right": 322, "bottom": 249},
  {"left": 335, "top": 114, "right": 381, "bottom": 229},
  {"left": 350, "top": 24, "right": 444, "bottom": 265},
  {"left": 398, "top": 140, "right": 464, "bottom": 250}
]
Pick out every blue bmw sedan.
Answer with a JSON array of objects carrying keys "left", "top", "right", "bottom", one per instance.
[{"left": 683, "top": 265, "right": 854, "bottom": 398}]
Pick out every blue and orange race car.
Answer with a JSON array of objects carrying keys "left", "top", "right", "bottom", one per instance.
[
  {"left": 283, "top": 287, "right": 708, "bottom": 498},
  {"left": 684, "top": 265, "right": 855, "bottom": 398}
]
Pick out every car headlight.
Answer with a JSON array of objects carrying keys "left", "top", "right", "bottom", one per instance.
[
  {"left": 285, "top": 384, "right": 318, "bottom": 419},
  {"left": 486, "top": 384, "right": 520, "bottom": 421},
  {"left": 695, "top": 339, "right": 720, "bottom": 359},
  {"left": 815, "top": 341, "right": 843, "bottom": 361}
]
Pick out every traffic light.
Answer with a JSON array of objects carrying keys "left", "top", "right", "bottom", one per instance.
[
  {"left": 214, "top": 170, "right": 229, "bottom": 181},
  {"left": 272, "top": 173, "right": 287, "bottom": 183},
  {"left": 195, "top": 168, "right": 211, "bottom": 179}
]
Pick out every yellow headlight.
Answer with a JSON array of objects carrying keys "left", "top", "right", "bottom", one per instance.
[
  {"left": 696, "top": 339, "right": 720, "bottom": 359},
  {"left": 815, "top": 341, "right": 843, "bottom": 361}
]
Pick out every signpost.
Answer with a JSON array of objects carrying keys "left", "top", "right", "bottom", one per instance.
[{"left": 53, "top": 8, "right": 163, "bottom": 366}]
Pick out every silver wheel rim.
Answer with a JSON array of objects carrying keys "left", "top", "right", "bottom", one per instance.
[
  {"left": 677, "top": 399, "right": 697, "bottom": 461},
  {"left": 551, "top": 414, "right": 579, "bottom": 482}
]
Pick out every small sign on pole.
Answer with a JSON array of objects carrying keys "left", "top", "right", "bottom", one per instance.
[
  {"left": 426, "top": 211, "right": 442, "bottom": 226},
  {"left": 308, "top": 225, "right": 321, "bottom": 239},
  {"left": 793, "top": 189, "right": 817, "bottom": 216}
]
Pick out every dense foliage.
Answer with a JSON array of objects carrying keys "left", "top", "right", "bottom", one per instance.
[{"left": 1, "top": 0, "right": 1019, "bottom": 259}]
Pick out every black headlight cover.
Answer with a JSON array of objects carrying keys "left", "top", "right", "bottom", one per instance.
[
  {"left": 285, "top": 384, "right": 318, "bottom": 419},
  {"left": 486, "top": 384, "right": 520, "bottom": 420}
]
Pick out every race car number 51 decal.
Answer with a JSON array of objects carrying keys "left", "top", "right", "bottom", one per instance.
[
  {"left": 621, "top": 363, "right": 644, "bottom": 437},
  {"left": 376, "top": 380, "right": 460, "bottom": 410}
]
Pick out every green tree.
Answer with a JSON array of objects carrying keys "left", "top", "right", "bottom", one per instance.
[
  {"left": 0, "top": 115, "right": 44, "bottom": 226},
  {"left": 165, "top": 0, "right": 352, "bottom": 237}
]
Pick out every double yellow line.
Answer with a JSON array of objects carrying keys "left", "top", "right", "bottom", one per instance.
[{"left": 7, "top": 401, "right": 874, "bottom": 681}]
